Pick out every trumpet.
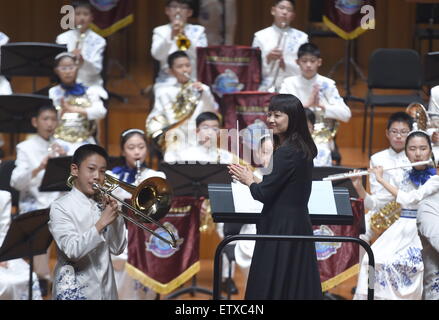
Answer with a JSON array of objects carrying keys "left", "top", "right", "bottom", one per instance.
[
  {"left": 67, "top": 173, "right": 177, "bottom": 248},
  {"left": 323, "top": 160, "right": 434, "bottom": 182},
  {"left": 174, "top": 14, "right": 191, "bottom": 51}
]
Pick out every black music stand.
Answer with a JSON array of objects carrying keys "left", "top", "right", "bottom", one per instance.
[
  {"left": 39, "top": 156, "right": 125, "bottom": 192},
  {"left": 159, "top": 162, "right": 232, "bottom": 299},
  {"left": 0, "top": 209, "right": 52, "bottom": 300},
  {"left": 1, "top": 42, "right": 67, "bottom": 94},
  {"left": 39, "top": 157, "right": 72, "bottom": 192},
  {"left": 208, "top": 185, "right": 354, "bottom": 226},
  {"left": 0, "top": 94, "right": 52, "bottom": 154}
]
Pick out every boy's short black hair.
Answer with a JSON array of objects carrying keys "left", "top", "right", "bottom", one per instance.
[
  {"left": 298, "top": 43, "right": 321, "bottom": 59},
  {"left": 387, "top": 112, "right": 414, "bottom": 131},
  {"left": 72, "top": 0, "right": 93, "bottom": 10},
  {"left": 167, "top": 50, "right": 190, "bottom": 69},
  {"left": 304, "top": 108, "right": 316, "bottom": 126},
  {"left": 72, "top": 144, "right": 109, "bottom": 167},
  {"left": 196, "top": 112, "right": 221, "bottom": 128},
  {"left": 166, "top": 0, "right": 195, "bottom": 11},
  {"left": 273, "top": 0, "right": 295, "bottom": 8},
  {"left": 34, "top": 105, "right": 57, "bottom": 118}
]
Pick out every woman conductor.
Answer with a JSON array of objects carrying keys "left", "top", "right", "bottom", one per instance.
[{"left": 229, "top": 94, "right": 322, "bottom": 300}]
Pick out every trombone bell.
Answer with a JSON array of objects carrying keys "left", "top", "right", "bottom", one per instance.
[{"left": 96, "top": 174, "right": 176, "bottom": 248}]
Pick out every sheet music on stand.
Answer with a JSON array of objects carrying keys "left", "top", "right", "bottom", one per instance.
[{"left": 210, "top": 182, "right": 353, "bottom": 225}]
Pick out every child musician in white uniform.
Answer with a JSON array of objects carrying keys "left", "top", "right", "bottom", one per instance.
[
  {"left": 280, "top": 43, "right": 351, "bottom": 163},
  {"left": 151, "top": 0, "right": 207, "bottom": 91},
  {"left": 146, "top": 51, "right": 218, "bottom": 160},
  {"left": 56, "top": 1, "right": 108, "bottom": 99},
  {"left": 49, "top": 53, "right": 107, "bottom": 155},
  {"left": 10, "top": 105, "right": 66, "bottom": 286},
  {"left": 253, "top": 0, "right": 308, "bottom": 92},
  {"left": 352, "top": 131, "right": 439, "bottom": 300},
  {"left": 107, "top": 129, "right": 165, "bottom": 300}
]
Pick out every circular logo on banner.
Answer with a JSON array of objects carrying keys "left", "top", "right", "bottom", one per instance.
[
  {"left": 90, "top": 0, "right": 120, "bottom": 12},
  {"left": 146, "top": 222, "right": 183, "bottom": 258},
  {"left": 313, "top": 225, "right": 342, "bottom": 261},
  {"left": 212, "top": 69, "right": 244, "bottom": 98},
  {"left": 335, "top": 0, "right": 364, "bottom": 15}
]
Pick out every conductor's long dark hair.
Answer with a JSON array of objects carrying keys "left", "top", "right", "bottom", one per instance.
[{"left": 269, "top": 94, "right": 317, "bottom": 161}]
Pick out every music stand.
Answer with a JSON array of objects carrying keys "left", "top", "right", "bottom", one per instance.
[
  {"left": 208, "top": 185, "right": 354, "bottom": 226},
  {"left": 39, "top": 156, "right": 125, "bottom": 192},
  {"left": 424, "top": 51, "right": 439, "bottom": 88},
  {"left": 159, "top": 162, "right": 232, "bottom": 299},
  {"left": 0, "top": 94, "right": 52, "bottom": 154},
  {"left": 1, "top": 42, "right": 67, "bottom": 93},
  {"left": 0, "top": 209, "right": 52, "bottom": 300}
]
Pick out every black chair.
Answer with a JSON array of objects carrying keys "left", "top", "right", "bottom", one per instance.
[
  {"left": 0, "top": 160, "right": 19, "bottom": 210},
  {"left": 362, "top": 48, "right": 425, "bottom": 157}
]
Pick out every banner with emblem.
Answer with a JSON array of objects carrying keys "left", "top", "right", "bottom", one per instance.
[
  {"left": 197, "top": 46, "right": 262, "bottom": 101},
  {"left": 220, "top": 92, "right": 275, "bottom": 166},
  {"left": 313, "top": 199, "right": 364, "bottom": 291},
  {"left": 125, "top": 196, "right": 203, "bottom": 295},
  {"left": 89, "top": 0, "right": 134, "bottom": 38},
  {"left": 323, "top": 0, "right": 376, "bottom": 40}
]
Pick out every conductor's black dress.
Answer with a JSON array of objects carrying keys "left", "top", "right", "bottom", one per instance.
[{"left": 245, "top": 145, "right": 322, "bottom": 300}]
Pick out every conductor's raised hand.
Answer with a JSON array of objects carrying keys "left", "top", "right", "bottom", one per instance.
[{"left": 228, "top": 164, "right": 255, "bottom": 187}]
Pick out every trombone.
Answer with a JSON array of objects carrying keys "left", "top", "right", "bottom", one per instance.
[{"left": 68, "top": 174, "right": 177, "bottom": 248}]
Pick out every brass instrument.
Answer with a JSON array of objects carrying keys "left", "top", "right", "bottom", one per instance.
[
  {"left": 174, "top": 14, "right": 191, "bottom": 51},
  {"left": 146, "top": 73, "right": 200, "bottom": 151},
  {"left": 67, "top": 173, "right": 177, "bottom": 248},
  {"left": 54, "top": 96, "right": 96, "bottom": 143},
  {"left": 370, "top": 201, "right": 401, "bottom": 236},
  {"left": 312, "top": 106, "right": 339, "bottom": 145},
  {"left": 406, "top": 103, "right": 429, "bottom": 131},
  {"left": 199, "top": 199, "right": 215, "bottom": 234}
]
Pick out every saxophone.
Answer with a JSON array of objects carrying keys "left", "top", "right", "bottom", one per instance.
[
  {"left": 54, "top": 95, "right": 96, "bottom": 143},
  {"left": 146, "top": 73, "right": 200, "bottom": 151},
  {"left": 370, "top": 201, "right": 401, "bottom": 236}
]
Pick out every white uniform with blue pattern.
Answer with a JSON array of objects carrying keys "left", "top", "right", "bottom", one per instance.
[
  {"left": 49, "top": 187, "right": 127, "bottom": 300},
  {"left": 355, "top": 173, "right": 439, "bottom": 300}
]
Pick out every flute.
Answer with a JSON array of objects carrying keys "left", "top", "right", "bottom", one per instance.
[{"left": 323, "top": 160, "right": 434, "bottom": 182}]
